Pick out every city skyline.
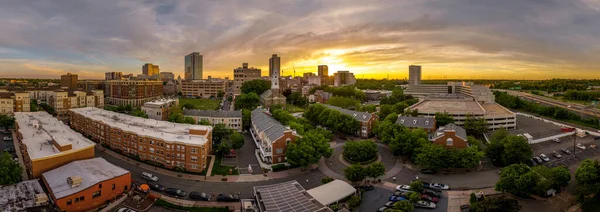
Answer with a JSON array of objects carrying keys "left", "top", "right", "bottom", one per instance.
[{"left": 1, "top": 1, "right": 600, "bottom": 80}]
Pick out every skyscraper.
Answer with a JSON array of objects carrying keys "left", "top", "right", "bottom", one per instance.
[
  {"left": 318, "top": 65, "right": 328, "bottom": 77},
  {"left": 142, "top": 63, "right": 160, "bottom": 76},
  {"left": 185, "top": 52, "right": 203, "bottom": 80},
  {"left": 409, "top": 65, "right": 422, "bottom": 85},
  {"left": 269, "top": 54, "right": 280, "bottom": 77},
  {"left": 333, "top": 71, "right": 356, "bottom": 86}
]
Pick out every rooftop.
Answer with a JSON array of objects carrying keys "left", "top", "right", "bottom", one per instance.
[
  {"left": 253, "top": 181, "right": 330, "bottom": 212},
  {"left": 183, "top": 109, "right": 242, "bottom": 118},
  {"left": 70, "top": 107, "right": 211, "bottom": 146},
  {"left": 323, "top": 104, "right": 373, "bottom": 122},
  {"left": 0, "top": 180, "right": 48, "bottom": 212},
  {"left": 14, "top": 112, "right": 96, "bottom": 160},
  {"left": 143, "top": 98, "right": 179, "bottom": 107},
  {"left": 42, "top": 157, "right": 129, "bottom": 199},
  {"left": 396, "top": 116, "right": 436, "bottom": 129},
  {"left": 432, "top": 123, "right": 468, "bottom": 141},
  {"left": 306, "top": 180, "right": 356, "bottom": 206},
  {"left": 481, "top": 103, "right": 515, "bottom": 118},
  {"left": 251, "top": 109, "right": 292, "bottom": 142},
  {"left": 408, "top": 99, "right": 486, "bottom": 115}
]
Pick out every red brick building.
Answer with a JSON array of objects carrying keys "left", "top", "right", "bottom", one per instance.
[
  {"left": 105, "top": 80, "right": 163, "bottom": 106},
  {"left": 323, "top": 104, "right": 378, "bottom": 138},
  {"left": 430, "top": 124, "right": 469, "bottom": 149},
  {"left": 250, "top": 108, "right": 300, "bottom": 164}
]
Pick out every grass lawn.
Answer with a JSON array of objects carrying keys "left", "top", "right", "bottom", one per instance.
[
  {"left": 180, "top": 98, "right": 221, "bottom": 110},
  {"left": 154, "top": 199, "right": 228, "bottom": 212},
  {"left": 211, "top": 156, "right": 239, "bottom": 176},
  {"left": 285, "top": 105, "right": 305, "bottom": 113}
]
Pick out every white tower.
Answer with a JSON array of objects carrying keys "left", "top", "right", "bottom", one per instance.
[{"left": 270, "top": 54, "right": 280, "bottom": 90}]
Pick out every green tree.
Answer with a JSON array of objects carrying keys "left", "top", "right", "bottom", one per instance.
[
  {"left": 343, "top": 140, "right": 378, "bottom": 163},
  {"left": 234, "top": 92, "right": 260, "bottom": 110},
  {"left": 242, "top": 109, "right": 251, "bottom": 130},
  {"left": 198, "top": 119, "right": 211, "bottom": 125},
  {"left": 464, "top": 114, "right": 488, "bottom": 135},
  {"left": 407, "top": 191, "right": 421, "bottom": 203},
  {"left": 241, "top": 79, "right": 270, "bottom": 95},
  {"left": 496, "top": 164, "right": 537, "bottom": 197},
  {"left": 393, "top": 200, "right": 414, "bottom": 211},
  {"left": 435, "top": 112, "right": 455, "bottom": 126},
  {"left": 415, "top": 143, "right": 448, "bottom": 170},
  {"left": 409, "top": 180, "right": 424, "bottom": 192},
  {"left": 575, "top": 159, "right": 600, "bottom": 203},
  {"left": 326, "top": 96, "right": 360, "bottom": 109},
  {"left": 286, "top": 130, "right": 333, "bottom": 167},
  {"left": 0, "top": 114, "right": 16, "bottom": 130},
  {"left": 286, "top": 92, "right": 308, "bottom": 107},
  {"left": 0, "top": 152, "right": 22, "bottom": 185},
  {"left": 501, "top": 136, "right": 532, "bottom": 166},
  {"left": 551, "top": 166, "right": 571, "bottom": 189},
  {"left": 490, "top": 129, "right": 510, "bottom": 143},
  {"left": 344, "top": 164, "right": 366, "bottom": 184},
  {"left": 347, "top": 195, "right": 362, "bottom": 209},
  {"left": 212, "top": 124, "right": 232, "bottom": 145},
  {"left": 217, "top": 90, "right": 225, "bottom": 98},
  {"left": 378, "top": 104, "right": 394, "bottom": 121},
  {"left": 366, "top": 162, "right": 386, "bottom": 181},
  {"left": 384, "top": 113, "right": 399, "bottom": 123},
  {"left": 131, "top": 108, "right": 148, "bottom": 118},
  {"left": 229, "top": 132, "right": 245, "bottom": 150}
]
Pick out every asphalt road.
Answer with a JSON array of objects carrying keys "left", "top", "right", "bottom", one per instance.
[{"left": 96, "top": 148, "right": 327, "bottom": 200}]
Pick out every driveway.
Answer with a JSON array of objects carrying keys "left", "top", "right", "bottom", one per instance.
[{"left": 237, "top": 133, "right": 263, "bottom": 175}]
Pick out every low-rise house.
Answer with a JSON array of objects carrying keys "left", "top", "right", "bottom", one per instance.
[
  {"left": 183, "top": 109, "right": 243, "bottom": 132},
  {"left": 250, "top": 108, "right": 299, "bottom": 164},
  {"left": 141, "top": 98, "right": 179, "bottom": 121},
  {"left": 395, "top": 116, "right": 437, "bottom": 133},
  {"left": 430, "top": 123, "right": 469, "bottom": 148},
  {"left": 323, "top": 104, "right": 377, "bottom": 138},
  {"left": 313, "top": 90, "right": 332, "bottom": 103}
]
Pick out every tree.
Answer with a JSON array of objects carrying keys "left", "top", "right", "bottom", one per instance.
[
  {"left": 435, "top": 112, "right": 455, "bottom": 126},
  {"left": 575, "top": 159, "right": 600, "bottom": 203},
  {"left": 378, "top": 104, "right": 394, "bottom": 121},
  {"left": 464, "top": 115, "right": 488, "bottom": 135},
  {"left": 393, "top": 200, "right": 414, "bottom": 212},
  {"left": 234, "top": 92, "right": 260, "bottom": 110},
  {"left": 217, "top": 90, "right": 225, "bottom": 98},
  {"left": 0, "top": 114, "right": 16, "bottom": 130},
  {"left": 501, "top": 136, "right": 532, "bottom": 166},
  {"left": 366, "top": 162, "right": 386, "bottom": 181},
  {"left": 343, "top": 140, "right": 378, "bottom": 163},
  {"left": 286, "top": 130, "right": 333, "bottom": 167},
  {"left": 229, "top": 132, "right": 245, "bottom": 150},
  {"left": 347, "top": 195, "right": 362, "bottom": 209},
  {"left": 326, "top": 96, "right": 360, "bottom": 109},
  {"left": 242, "top": 109, "right": 251, "bottom": 130},
  {"left": 551, "top": 166, "right": 571, "bottom": 189},
  {"left": 490, "top": 129, "right": 510, "bottom": 143},
  {"left": 0, "top": 152, "right": 22, "bottom": 185},
  {"left": 241, "top": 79, "right": 270, "bottom": 95},
  {"left": 344, "top": 164, "right": 366, "bottom": 184},
  {"left": 131, "top": 108, "right": 148, "bottom": 118},
  {"left": 198, "top": 119, "right": 211, "bottom": 125},
  {"left": 286, "top": 92, "right": 308, "bottom": 107},
  {"left": 471, "top": 195, "right": 521, "bottom": 212},
  {"left": 496, "top": 164, "right": 537, "bottom": 197},
  {"left": 212, "top": 124, "right": 232, "bottom": 145},
  {"left": 407, "top": 191, "right": 421, "bottom": 203},
  {"left": 409, "top": 180, "right": 424, "bottom": 192},
  {"left": 384, "top": 113, "right": 399, "bottom": 123}
]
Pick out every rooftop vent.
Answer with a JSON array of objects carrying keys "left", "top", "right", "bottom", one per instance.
[{"left": 67, "top": 176, "right": 83, "bottom": 188}]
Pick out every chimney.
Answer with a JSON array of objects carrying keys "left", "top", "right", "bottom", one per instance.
[{"left": 67, "top": 176, "right": 83, "bottom": 188}]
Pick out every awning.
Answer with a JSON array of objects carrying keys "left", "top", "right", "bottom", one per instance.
[{"left": 306, "top": 180, "right": 356, "bottom": 206}]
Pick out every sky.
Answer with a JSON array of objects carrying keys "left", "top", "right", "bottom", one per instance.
[{"left": 1, "top": 0, "right": 600, "bottom": 80}]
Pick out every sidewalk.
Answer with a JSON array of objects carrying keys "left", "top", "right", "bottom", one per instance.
[
  {"left": 446, "top": 187, "right": 500, "bottom": 212},
  {"left": 11, "top": 130, "right": 28, "bottom": 181},
  {"left": 159, "top": 194, "right": 239, "bottom": 210}
]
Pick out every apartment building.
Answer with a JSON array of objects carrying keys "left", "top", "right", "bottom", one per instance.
[
  {"left": 42, "top": 158, "right": 131, "bottom": 212},
  {"left": 61, "top": 73, "right": 78, "bottom": 90},
  {"left": 250, "top": 108, "right": 299, "bottom": 164},
  {"left": 45, "top": 90, "right": 104, "bottom": 113},
  {"left": 233, "top": 63, "right": 262, "bottom": 96},
  {"left": 0, "top": 92, "right": 30, "bottom": 114},
  {"left": 430, "top": 124, "right": 469, "bottom": 149},
  {"left": 183, "top": 109, "right": 243, "bottom": 132},
  {"left": 323, "top": 104, "right": 377, "bottom": 138},
  {"left": 141, "top": 98, "right": 179, "bottom": 121},
  {"left": 69, "top": 107, "right": 213, "bottom": 172},
  {"left": 105, "top": 80, "right": 163, "bottom": 107},
  {"left": 105, "top": 72, "right": 123, "bottom": 80},
  {"left": 14, "top": 111, "right": 96, "bottom": 178},
  {"left": 181, "top": 80, "right": 227, "bottom": 98},
  {"left": 333, "top": 71, "right": 356, "bottom": 86}
]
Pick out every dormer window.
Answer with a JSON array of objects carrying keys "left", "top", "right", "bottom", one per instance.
[
  {"left": 425, "top": 121, "right": 429, "bottom": 125},
  {"left": 400, "top": 119, "right": 404, "bottom": 124},
  {"left": 413, "top": 120, "right": 417, "bottom": 125}
]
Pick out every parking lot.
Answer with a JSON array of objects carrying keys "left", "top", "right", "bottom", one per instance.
[
  {"left": 505, "top": 115, "right": 566, "bottom": 139},
  {"left": 358, "top": 185, "right": 448, "bottom": 212},
  {"left": 1, "top": 129, "right": 16, "bottom": 158}
]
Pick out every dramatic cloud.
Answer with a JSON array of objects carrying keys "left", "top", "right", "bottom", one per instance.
[{"left": 0, "top": 0, "right": 599, "bottom": 79}]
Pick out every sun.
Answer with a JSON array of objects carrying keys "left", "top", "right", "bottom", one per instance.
[{"left": 320, "top": 55, "right": 348, "bottom": 75}]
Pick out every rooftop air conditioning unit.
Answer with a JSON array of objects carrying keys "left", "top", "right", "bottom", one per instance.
[{"left": 67, "top": 176, "right": 83, "bottom": 188}]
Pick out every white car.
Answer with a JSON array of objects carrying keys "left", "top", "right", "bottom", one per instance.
[
  {"left": 414, "top": 200, "right": 436, "bottom": 209},
  {"left": 117, "top": 208, "right": 137, "bottom": 212},
  {"left": 430, "top": 183, "right": 449, "bottom": 190},
  {"left": 3, "top": 137, "right": 12, "bottom": 141},
  {"left": 141, "top": 172, "right": 159, "bottom": 182},
  {"left": 553, "top": 138, "right": 561, "bottom": 143},
  {"left": 577, "top": 143, "right": 587, "bottom": 150},
  {"left": 539, "top": 154, "right": 550, "bottom": 162},
  {"left": 396, "top": 184, "right": 411, "bottom": 192}
]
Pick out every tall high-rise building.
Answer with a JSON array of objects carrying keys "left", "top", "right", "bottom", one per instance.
[
  {"left": 318, "top": 65, "right": 328, "bottom": 77},
  {"left": 142, "top": 63, "right": 160, "bottom": 76},
  {"left": 60, "top": 73, "right": 78, "bottom": 90},
  {"left": 409, "top": 65, "right": 422, "bottom": 85},
  {"left": 333, "top": 71, "right": 356, "bottom": 86},
  {"left": 269, "top": 54, "right": 280, "bottom": 77},
  {"left": 185, "top": 52, "right": 203, "bottom": 80},
  {"left": 233, "top": 63, "right": 262, "bottom": 95}
]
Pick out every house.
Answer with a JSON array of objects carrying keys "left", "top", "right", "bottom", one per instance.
[
  {"left": 323, "top": 104, "right": 377, "bottom": 138},
  {"left": 183, "top": 109, "right": 243, "bottom": 132},
  {"left": 141, "top": 98, "right": 179, "bottom": 121},
  {"left": 430, "top": 123, "right": 469, "bottom": 148},
  {"left": 250, "top": 108, "right": 299, "bottom": 164},
  {"left": 313, "top": 90, "right": 332, "bottom": 103},
  {"left": 395, "top": 116, "right": 437, "bottom": 133}
]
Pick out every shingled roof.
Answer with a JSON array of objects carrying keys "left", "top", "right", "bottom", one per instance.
[
  {"left": 251, "top": 108, "right": 290, "bottom": 142},
  {"left": 183, "top": 109, "right": 242, "bottom": 118},
  {"left": 322, "top": 104, "right": 372, "bottom": 122},
  {"left": 395, "top": 116, "right": 436, "bottom": 129},
  {"left": 432, "top": 123, "right": 468, "bottom": 141}
]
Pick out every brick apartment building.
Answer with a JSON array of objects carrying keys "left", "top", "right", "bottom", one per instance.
[
  {"left": 69, "top": 107, "right": 213, "bottom": 172},
  {"left": 181, "top": 80, "right": 227, "bottom": 98},
  {"left": 250, "top": 108, "right": 300, "bottom": 164},
  {"left": 430, "top": 123, "right": 469, "bottom": 149},
  {"left": 395, "top": 116, "right": 437, "bottom": 133},
  {"left": 105, "top": 80, "right": 163, "bottom": 107},
  {"left": 183, "top": 109, "right": 243, "bottom": 132},
  {"left": 323, "top": 104, "right": 377, "bottom": 138}
]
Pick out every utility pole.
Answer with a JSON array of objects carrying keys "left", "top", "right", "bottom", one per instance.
[{"left": 573, "top": 133, "right": 577, "bottom": 157}]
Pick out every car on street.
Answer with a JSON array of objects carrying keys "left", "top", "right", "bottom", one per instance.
[
  {"left": 422, "top": 189, "right": 443, "bottom": 198},
  {"left": 148, "top": 183, "right": 165, "bottom": 192},
  {"left": 389, "top": 196, "right": 407, "bottom": 202},
  {"left": 165, "top": 188, "right": 186, "bottom": 197},
  {"left": 141, "top": 172, "right": 159, "bottom": 182},
  {"left": 414, "top": 200, "right": 436, "bottom": 209},
  {"left": 429, "top": 183, "right": 449, "bottom": 190},
  {"left": 217, "top": 194, "right": 240, "bottom": 202},
  {"left": 116, "top": 208, "right": 137, "bottom": 212},
  {"left": 356, "top": 185, "right": 374, "bottom": 191},
  {"left": 551, "top": 151, "right": 562, "bottom": 159},
  {"left": 420, "top": 169, "right": 437, "bottom": 174},
  {"left": 3, "top": 136, "right": 12, "bottom": 141},
  {"left": 1, "top": 130, "right": 9, "bottom": 134},
  {"left": 594, "top": 136, "right": 600, "bottom": 140},
  {"left": 189, "top": 192, "right": 211, "bottom": 201},
  {"left": 540, "top": 154, "right": 550, "bottom": 162},
  {"left": 529, "top": 159, "right": 538, "bottom": 166},
  {"left": 577, "top": 143, "right": 587, "bottom": 150},
  {"left": 411, "top": 179, "right": 430, "bottom": 188},
  {"left": 461, "top": 205, "right": 471, "bottom": 212},
  {"left": 421, "top": 194, "right": 439, "bottom": 203},
  {"left": 377, "top": 206, "right": 389, "bottom": 212},
  {"left": 533, "top": 157, "right": 543, "bottom": 164},
  {"left": 384, "top": 201, "right": 395, "bottom": 207},
  {"left": 553, "top": 138, "right": 561, "bottom": 143},
  {"left": 394, "top": 191, "right": 412, "bottom": 197},
  {"left": 561, "top": 148, "right": 572, "bottom": 155},
  {"left": 396, "top": 185, "right": 411, "bottom": 192},
  {"left": 3, "top": 147, "right": 15, "bottom": 153}
]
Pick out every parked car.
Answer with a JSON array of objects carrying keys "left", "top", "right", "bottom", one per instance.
[
  {"left": 421, "top": 194, "right": 439, "bottom": 203},
  {"left": 148, "top": 183, "right": 165, "bottom": 192},
  {"left": 529, "top": 159, "right": 537, "bottom": 166},
  {"left": 3, "top": 136, "right": 12, "bottom": 141},
  {"left": 422, "top": 189, "right": 443, "bottom": 198},
  {"left": 384, "top": 201, "right": 395, "bottom": 207},
  {"left": 356, "top": 185, "right": 374, "bottom": 191},
  {"left": 420, "top": 169, "right": 437, "bottom": 174},
  {"left": 394, "top": 191, "right": 412, "bottom": 197},
  {"left": 429, "top": 183, "right": 449, "bottom": 190},
  {"left": 1, "top": 130, "right": 9, "bottom": 134},
  {"left": 551, "top": 151, "right": 562, "bottom": 159},
  {"left": 414, "top": 200, "right": 437, "bottom": 209},
  {"left": 116, "top": 208, "right": 137, "bottom": 212},
  {"left": 189, "top": 192, "right": 211, "bottom": 201},
  {"left": 561, "top": 148, "right": 572, "bottom": 155},
  {"left": 461, "top": 205, "right": 471, "bottom": 212},
  {"left": 389, "top": 196, "right": 407, "bottom": 202},
  {"left": 141, "top": 172, "right": 159, "bottom": 182},
  {"left": 533, "top": 156, "right": 543, "bottom": 164},
  {"left": 396, "top": 185, "right": 411, "bottom": 192},
  {"left": 577, "top": 143, "right": 587, "bottom": 150},
  {"left": 540, "top": 154, "right": 550, "bottom": 162},
  {"left": 377, "top": 206, "right": 389, "bottom": 212},
  {"left": 594, "top": 136, "right": 600, "bottom": 140},
  {"left": 3, "top": 147, "right": 15, "bottom": 153},
  {"left": 216, "top": 194, "right": 240, "bottom": 202},
  {"left": 165, "top": 188, "right": 186, "bottom": 197},
  {"left": 553, "top": 138, "right": 561, "bottom": 143}
]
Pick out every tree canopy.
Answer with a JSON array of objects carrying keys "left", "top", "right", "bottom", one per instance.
[
  {"left": 496, "top": 163, "right": 570, "bottom": 197},
  {"left": 304, "top": 104, "right": 360, "bottom": 135},
  {"left": 286, "top": 129, "right": 333, "bottom": 167},
  {"left": 485, "top": 135, "right": 532, "bottom": 167},
  {"left": 575, "top": 159, "right": 600, "bottom": 204},
  {"left": 464, "top": 115, "right": 489, "bottom": 135},
  {"left": 286, "top": 92, "right": 308, "bottom": 107},
  {"left": 326, "top": 96, "right": 360, "bottom": 109},
  {"left": 234, "top": 92, "right": 260, "bottom": 110},
  {"left": 343, "top": 140, "right": 378, "bottom": 163},
  {"left": 344, "top": 164, "right": 366, "bottom": 184},
  {"left": 241, "top": 79, "right": 271, "bottom": 95},
  {"left": 435, "top": 112, "right": 455, "bottom": 126},
  {"left": 0, "top": 114, "right": 16, "bottom": 129},
  {"left": 0, "top": 152, "right": 22, "bottom": 185}
]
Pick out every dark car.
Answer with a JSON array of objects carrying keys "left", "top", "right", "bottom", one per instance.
[
  {"left": 189, "top": 192, "right": 211, "bottom": 201},
  {"left": 461, "top": 205, "right": 471, "bottom": 212},
  {"left": 533, "top": 157, "right": 543, "bottom": 164},
  {"left": 422, "top": 189, "right": 443, "bottom": 198},
  {"left": 216, "top": 194, "right": 240, "bottom": 202},
  {"left": 411, "top": 179, "right": 430, "bottom": 189},
  {"left": 148, "top": 183, "right": 165, "bottom": 192},
  {"left": 594, "top": 136, "right": 600, "bottom": 140},
  {"left": 561, "top": 148, "right": 572, "bottom": 155},
  {"left": 420, "top": 169, "right": 437, "bottom": 174},
  {"left": 529, "top": 159, "right": 538, "bottom": 166},
  {"left": 357, "top": 185, "right": 374, "bottom": 191},
  {"left": 165, "top": 188, "right": 186, "bottom": 197},
  {"left": 3, "top": 147, "right": 15, "bottom": 153}
]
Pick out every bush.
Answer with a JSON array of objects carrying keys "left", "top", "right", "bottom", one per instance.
[
  {"left": 321, "top": 177, "right": 334, "bottom": 184},
  {"left": 271, "top": 164, "right": 287, "bottom": 172},
  {"left": 347, "top": 195, "right": 362, "bottom": 209},
  {"left": 343, "top": 140, "right": 378, "bottom": 163},
  {"left": 470, "top": 193, "right": 478, "bottom": 204}
]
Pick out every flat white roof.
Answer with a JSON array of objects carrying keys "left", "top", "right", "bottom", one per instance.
[
  {"left": 42, "top": 157, "right": 129, "bottom": 199},
  {"left": 14, "top": 112, "right": 96, "bottom": 160},
  {"left": 0, "top": 180, "right": 46, "bottom": 212},
  {"left": 306, "top": 180, "right": 356, "bottom": 206},
  {"left": 70, "top": 107, "right": 211, "bottom": 146},
  {"left": 143, "top": 98, "right": 178, "bottom": 107},
  {"left": 409, "top": 99, "right": 486, "bottom": 115}
]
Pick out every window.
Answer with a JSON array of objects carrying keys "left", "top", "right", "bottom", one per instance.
[
  {"left": 112, "top": 184, "right": 116, "bottom": 190},
  {"left": 92, "top": 191, "right": 101, "bottom": 198},
  {"left": 75, "top": 197, "right": 80, "bottom": 203},
  {"left": 99, "top": 183, "right": 102, "bottom": 189},
  {"left": 191, "top": 156, "right": 197, "bottom": 162},
  {"left": 191, "top": 148, "right": 197, "bottom": 154},
  {"left": 275, "top": 148, "right": 283, "bottom": 154},
  {"left": 191, "top": 164, "right": 198, "bottom": 169},
  {"left": 80, "top": 196, "right": 84, "bottom": 201},
  {"left": 446, "top": 138, "right": 454, "bottom": 146},
  {"left": 67, "top": 199, "right": 72, "bottom": 205}
]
